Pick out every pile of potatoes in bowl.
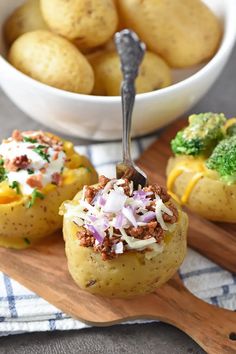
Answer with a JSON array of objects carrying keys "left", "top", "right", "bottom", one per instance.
[{"left": 4, "top": 0, "right": 222, "bottom": 96}]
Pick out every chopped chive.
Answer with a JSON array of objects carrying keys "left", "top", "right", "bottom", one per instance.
[
  {"left": 86, "top": 167, "right": 92, "bottom": 173},
  {"left": 26, "top": 189, "right": 45, "bottom": 208},
  {"left": 78, "top": 165, "right": 92, "bottom": 173},
  {"left": 23, "top": 136, "right": 37, "bottom": 143},
  {"left": 27, "top": 169, "right": 34, "bottom": 175},
  {"left": 10, "top": 181, "right": 21, "bottom": 194},
  {"left": 23, "top": 237, "right": 31, "bottom": 245},
  {"left": 0, "top": 165, "right": 6, "bottom": 183},
  {"left": 33, "top": 145, "right": 50, "bottom": 162}
]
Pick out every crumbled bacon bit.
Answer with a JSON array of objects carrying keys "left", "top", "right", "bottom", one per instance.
[
  {"left": 4, "top": 155, "right": 30, "bottom": 171},
  {"left": 127, "top": 221, "right": 164, "bottom": 243},
  {"left": 99, "top": 175, "right": 110, "bottom": 186},
  {"left": 12, "top": 130, "right": 23, "bottom": 142},
  {"left": 53, "top": 152, "right": 59, "bottom": 160},
  {"left": 144, "top": 184, "right": 170, "bottom": 202},
  {"left": 77, "top": 229, "right": 95, "bottom": 247},
  {"left": 26, "top": 174, "right": 43, "bottom": 189},
  {"left": 74, "top": 177, "right": 179, "bottom": 261},
  {"left": 85, "top": 186, "right": 99, "bottom": 203},
  {"left": 163, "top": 203, "right": 178, "bottom": 224},
  {"left": 51, "top": 172, "right": 62, "bottom": 186}
]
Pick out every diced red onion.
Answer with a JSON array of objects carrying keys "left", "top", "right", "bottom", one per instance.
[
  {"left": 86, "top": 224, "right": 104, "bottom": 244},
  {"left": 103, "top": 189, "right": 127, "bottom": 213},
  {"left": 138, "top": 211, "right": 156, "bottom": 223},
  {"left": 88, "top": 215, "right": 97, "bottom": 222},
  {"left": 122, "top": 206, "right": 137, "bottom": 227},
  {"left": 114, "top": 213, "right": 124, "bottom": 228}
]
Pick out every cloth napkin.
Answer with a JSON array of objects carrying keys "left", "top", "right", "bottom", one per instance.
[{"left": 0, "top": 135, "right": 235, "bottom": 337}]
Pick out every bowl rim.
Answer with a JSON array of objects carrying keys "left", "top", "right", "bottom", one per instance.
[{"left": 0, "top": 0, "right": 236, "bottom": 103}]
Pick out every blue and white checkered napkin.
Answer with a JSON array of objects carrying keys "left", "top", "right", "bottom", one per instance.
[{"left": 0, "top": 137, "right": 235, "bottom": 336}]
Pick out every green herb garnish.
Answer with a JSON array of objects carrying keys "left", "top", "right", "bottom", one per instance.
[
  {"left": 26, "top": 189, "right": 45, "bottom": 208},
  {"left": 10, "top": 181, "right": 21, "bottom": 194},
  {"left": 33, "top": 145, "right": 50, "bottom": 162},
  {"left": 78, "top": 165, "right": 92, "bottom": 173},
  {"left": 23, "top": 136, "right": 37, "bottom": 143},
  {"left": 0, "top": 165, "right": 6, "bottom": 183},
  {"left": 27, "top": 169, "right": 34, "bottom": 175},
  {"left": 23, "top": 237, "right": 31, "bottom": 245},
  {"left": 0, "top": 158, "right": 4, "bottom": 166}
]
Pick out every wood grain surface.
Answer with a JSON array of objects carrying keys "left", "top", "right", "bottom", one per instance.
[
  {"left": 0, "top": 119, "right": 236, "bottom": 353},
  {"left": 137, "top": 119, "right": 236, "bottom": 274},
  {"left": 0, "top": 234, "right": 236, "bottom": 354}
]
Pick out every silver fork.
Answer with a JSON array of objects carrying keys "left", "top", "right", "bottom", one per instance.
[{"left": 115, "top": 29, "right": 148, "bottom": 189}]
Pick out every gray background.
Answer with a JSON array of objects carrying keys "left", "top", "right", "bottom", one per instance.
[{"left": 0, "top": 45, "right": 235, "bottom": 353}]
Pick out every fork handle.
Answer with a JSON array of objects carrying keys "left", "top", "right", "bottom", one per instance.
[{"left": 115, "top": 30, "right": 145, "bottom": 163}]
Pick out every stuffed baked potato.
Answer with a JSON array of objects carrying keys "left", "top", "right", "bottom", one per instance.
[
  {"left": 0, "top": 130, "right": 97, "bottom": 248},
  {"left": 61, "top": 176, "right": 188, "bottom": 298},
  {"left": 167, "top": 113, "right": 236, "bottom": 222}
]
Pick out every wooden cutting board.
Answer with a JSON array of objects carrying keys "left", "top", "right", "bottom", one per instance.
[
  {"left": 0, "top": 233, "right": 236, "bottom": 354},
  {"left": 137, "top": 119, "right": 236, "bottom": 274},
  {"left": 0, "top": 118, "right": 236, "bottom": 353}
]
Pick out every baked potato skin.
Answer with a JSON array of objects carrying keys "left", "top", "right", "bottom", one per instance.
[
  {"left": 40, "top": 0, "right": 118, "bottom": 50},
  {"left": 118, "top": 0, "right": 222, "bottom": 68},
  {"left": 89, "top": 50, "right": 171, "bottom": 96},
  {"left": 8, "top": 30, "right": 94, "bottom": 94},
  {"left": 63, "top": 205, "right": 188, "bottom": 298},
  {"left": 0, "top": 160, "right": 98, "bottom": 249},
  {"left": 4, "top": 0, "right": 48, "bottom": 46},
  {"left": 167, "top": 156, "right": 236, "bottom": 222}
]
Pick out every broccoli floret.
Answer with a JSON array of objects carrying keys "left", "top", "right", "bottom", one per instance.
[
  {"left": 171, "top": 113, "right": 226, "bottom": 156},
  {"left": 226, "top": 123, "right": 236, "bottom": 137},
  {"left": 206, "top": 135, "right": 236, "bottom": 184}
]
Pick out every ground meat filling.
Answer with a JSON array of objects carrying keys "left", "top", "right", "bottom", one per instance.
[{"left": 75, "top": 176, "right": 179, "bottom": 260}]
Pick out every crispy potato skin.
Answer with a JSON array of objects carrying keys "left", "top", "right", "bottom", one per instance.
[
  {"left": 4, "top": 0, "right": 48, "bottom": 46},
  {"left": 118, "top": 0, "right": 222, "bottom": 68},
  {"left": 8, "top": 30, "right": 94, "bottom": 94},
  {"left": 89, "top": 50, "right": 171, "bottom": 96},
  {"left": 63, "top": 194, "right": 188, "bottom": 298},
  {"left": 40, "top": 0, "right": 118, "bottom": 50},
  {"left": 0, "top": 158, "right": 98, "bottom": 249},
  {"left": 167, "top": 156, "right": 236, "bottom": 222}
]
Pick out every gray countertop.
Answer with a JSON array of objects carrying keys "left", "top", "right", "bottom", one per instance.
[{"left": 0, "top": 45, "right": 236, "bottom": 354}]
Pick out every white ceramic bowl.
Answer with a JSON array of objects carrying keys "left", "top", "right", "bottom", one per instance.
[{"left": 0, "top": 0, "right": 236, "bottom": 140}]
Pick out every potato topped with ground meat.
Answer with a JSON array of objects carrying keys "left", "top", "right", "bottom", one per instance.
[
  {"left": 60, "top": 176, "right": 188, "bottom": 298},
  {"left": 0, "top": 130, "right": 97, "bottom": 249}
]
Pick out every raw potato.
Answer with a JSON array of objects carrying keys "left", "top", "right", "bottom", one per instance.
[
  {"left": 8, "top": 30, "right": 94, "bottom": 94},
  {"left": 40, "top": 0, "right": 118, "bottom": 50},
  {"left": 4, "top": 0, "right": 48, "bottom": 46},
  {"left": 89, "top": 50, "right": 171, "bottom": 96},
  {"left": 63, "top": 190, "right": 188, "bottom": 298},
  {"left": 167, "top": 156, "right": 236, "bottom": 222},
  {"left": 0, "top": 144, "right": 98, "bottom": 249},
  {"left": 118, "top": 0, "right": 222, "bottom": 68}
]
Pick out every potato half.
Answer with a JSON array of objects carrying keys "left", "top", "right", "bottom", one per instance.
[
  {"left": 62, "top": 190, "right": 188, "bottom": 298},
  {"left": 0, "top": 144, "right": 97, "bottom": 249},
  {"left": 4, "top": 0, "right": 48, "bottom": 46},
  {"left": 89, "top": 50, "right": 171, "bottom": 96},
  {"left": 8, "top": 30, "right": 94, "bottom": 94},
  {"left": 118, "top": 0, "right": 222, "bottom": 68},
  {"left": 40, "top": 0, "right": 118, "bottom": 50},
  {"left": 167, "top": 156, "right": 236, "bottom": 222}
]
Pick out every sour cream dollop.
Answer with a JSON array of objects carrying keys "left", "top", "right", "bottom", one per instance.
[{"left": 0, "top": 130, "right": 66, "bottom": 195}]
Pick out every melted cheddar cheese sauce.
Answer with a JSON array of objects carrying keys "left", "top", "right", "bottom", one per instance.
[
  {"left": 167, "top": 157, "right": 206, "bottom": 205},
  {"left": 167, "top": 118, "right": 236, "bottom": 205}
]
